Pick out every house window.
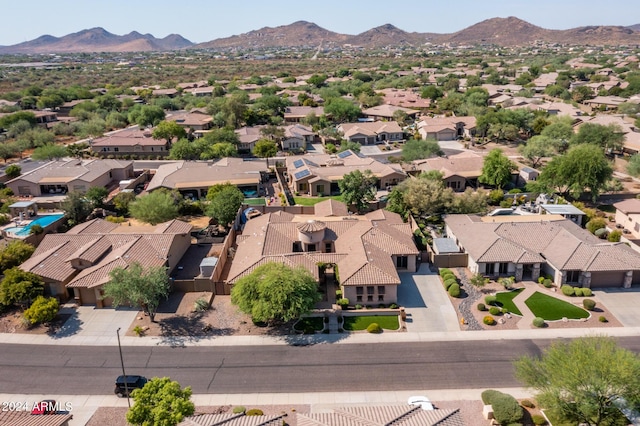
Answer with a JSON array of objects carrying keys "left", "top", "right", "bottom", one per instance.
[
  {"left": 566, "top": 270, "right": 580, "bottom": 283},
  {"left": 356, "top": 287, "right": 363, "bottom": 295},
  {"left": 499, "top": 263, "right": 509, "bottom": 274},
  {"left": 102, "top": 147, "right": 109, "bottom": 152},
  {"left": 325, "top": 242, "right": 333, "bottom": 253},
  {"left": 367, "top": 295, "right": 373, "bottom": 302},
  {"left": 396, "top": 256, "right": 408, "bottom": 268},
  {"left": 316, "top": 184, "right": 324, "bottom": 195},
  {"left": 367, "top": 286, "right": 374, "bottom": 295},
  {"left": 298, "top": 183, "right": 308, "bottom": 192},
  {"left": 114, "top": 147, "right": 119, "bottom": 152},
  {"left": 357, "top": 295, "right": 362, "bottom": 302},
  {"left": 378, "top": 295, "right": 384, "bottom": 302},
  {"left": 308, "top": 244, "right": 316, "bottom": 252},
  {"left": 378, "top": 286, "right": 385, "bottom": 295},
  {"left": 292, "top": 242, "right": 302, "bottom": 252},
  {"left": 109, "top": 171, "right": 113, "bottom": 178}
]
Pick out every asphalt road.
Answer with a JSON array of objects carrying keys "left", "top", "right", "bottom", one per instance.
[{"left": 3, "top": 338, "right": 639, "bottom": 396}]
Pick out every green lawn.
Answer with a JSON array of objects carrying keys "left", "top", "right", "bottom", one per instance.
[
  {"left": 524, "top": 291, "right": 590, "bottom": 321},
  {"left": 243, "top": 198, "right": 266, "bottom": 206},
  {"left": 494, "top": 289, "right": 524, "bottom": 316},
  {"left": 343, "top": 315, "right": 399, "bottom": 331},
  {"left": 293, "top": 317, "right": 325, "bottom": 333},
  {"left": 293, "top": 195, "right": 344, "bottom": 206}
]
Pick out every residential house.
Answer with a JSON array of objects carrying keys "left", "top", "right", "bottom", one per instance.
[
  {"left": 146, "top": 158, "right": 270, "bottom": 199},
  {"left": 152, "top": 88, "right": 178, "bottom": 97},
  {"left": 226, "top": 200, "right": 419, "bottom": 304},
  {"left": 19, "top": 218, "right": 192, "bottom": 305},
  {"left": 287, "top": 150, "right": 406, "bottom": 196},
  {"left": 416, "top": 116, "right": 477, "bottom": 141},
  {"left": 378, "top": 88, "right": 431, "bottom": 109},
  {"left": 294, "top": 405, "right": 463, "bottom": 426},
  {"left": 6, "top": 158, "right": 133, "bottom": 197},
  {"left": 284, "top": 106, "right": 326, "bottom": 123},
  {"left": 583, "top": 96, "right": 627, "bottom": 111},
  {"left": 235, "top": 126, "right": 263, "bottom": 153},
  {"left": 90, "top": 127, "right": 169, "bottom": 157},
  {"left": 361, "top": 104, "right": 419, "bottom": 121},
  {"left": 410, "top": 151, "right": 484, "bottom": 191},
  {"left": 614, "top": 199, "right": 640, "bottom": 239},
  {"left": 282, "top": 124, "right": 315, "bottom": 151},
  {"left": 445, "top": 214, "right": 640, "bottom": 288},
  {"left": 337, "top": 121, "right": 403, "bottom": 145},
  {"left": 166, "top": 110, "right": 213, "bottom": 132}
]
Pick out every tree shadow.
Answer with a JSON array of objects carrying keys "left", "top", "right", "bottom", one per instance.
[
  {"left": 157, "top": 312, "right": 234, "bottom": 348},
  {"left": 47, "top": 312, "right": 83, "bottom": 339}
]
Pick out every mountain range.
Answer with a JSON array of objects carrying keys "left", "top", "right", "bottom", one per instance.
[{"left": 1, "top": 17, "right": 640, "bottom": 54}]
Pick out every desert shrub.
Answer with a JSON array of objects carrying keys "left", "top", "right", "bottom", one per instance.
[
  {"left": 23, "top": 296, "right": 59, "bottom": 325},
  {"left": 561, "top": 285, "right": 574, "bottom": 296},
  {"left": 573, "top": 287, "right": 583, "bottom": 297},
  {"left": 366, "top": 323, "right": 382, "bottom": 333},
  {"left": 608, "top": 230, "right": 622, "bottom": 242},
  {"left": 439, "top": 268, "right": 452, "bottom": 276},
  {"left": 489, "top": 306, "right": 501, "bottom": 315},
  {"left": 193, "top": 297, "right": 209, "bottom": 312},
  {"left": 448, "top": 283, "right": 461, "bottom": 297},
  {"left": 29, "top": 224, "right": 43, "bottom": 235},
  {"left": 582, "top": 288, "right": 593, "bottom": 297},
  {"left": 583, "top": 298, "right": 596, "bottom": 311},
  {"left": 483, "top": 316, "right": 496, "bottom": 326},
  {"left": 485, "top": 295, "right": 497, "bottom": 305},
  {"left": 355, "top": 304, "right": 363, "bottom": 310},
  {"left": 389, "top": 303, "right": 398, "bottom": 309},
  {"left": 441, "top": 272, "right": 456, "bottom": 281},
  {"left": 520, "top": 400, "right": 535, "bottom": 408},
  {"left": 543, "top": 278, "right": 553, "bottom": 288},
  {"left": 481, "top": 389, "right": 503, "bottom": 405},
  {"left": 586, "top": 218, "right": 607, "bottom": 234},
  {"left": 537, "top": 277, "right": 545, "bottom": 284},
  {"left": 531, "top": 414, "right": 547, "bottom": 425},
  {"left": 337, "top": 298, "right": 349, "bottom": 308},
  {"left": 532, "top": 317, "right": 545, "bottom": 328},
  {"left": 599, "top": 315, "right": 608, "bottom": 322},
  {"left": 105, "top": 215, "right": 127, "bottom": 223},
  {"left": 246, "top": 409, "right": 263, "bottom": 416},
  {"left": 335, "top": 289, "right": 342, "bottom": 298},
  {"left": 232, "top": 406, "right": 246, "bottom": 414},
  {"left": 492, "top": 393, "right": 524, "bottom": 425},
  {"left": 443, "top": 278, "right": 457, "bottom": 290},
  {"left": 594, "top": 228, "right": 608, "bottom": 239},
  {"left": 477, "top": 303, "right": 487, "bottom": 311},
  {"left": 133, "top": 325, "right": 145, "bottom": 336}
]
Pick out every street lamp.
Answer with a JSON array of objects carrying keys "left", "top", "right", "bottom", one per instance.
[{"left": 116, "top": 327, "right": 131, "bottom": 408}]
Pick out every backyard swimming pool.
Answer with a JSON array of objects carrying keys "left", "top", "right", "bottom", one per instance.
[{"left": 4, "top": 213, "right": 65, "bottom": 236}]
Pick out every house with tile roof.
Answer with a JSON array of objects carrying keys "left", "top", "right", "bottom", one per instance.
[
  {"left": 337, "top": 121, "right": 404, "bottom": 145},
  {"left": 361, "top": 104, "right": 420, "bottom": 121},
  {"left": 445, "top": 214, "right": 640, "bottom": 288},
  {"left": 295, "top": 405, "right": 463, "bottom": 426},
  {"left": 417, "top": 116, "right": 477, "bottom": 141},
  {"left": 614, "top": 199, "right": 640, "bottom": 239},
  {"left": 90, "top": 127, "right": 169, "bottom": 157},
  {"left": 235, "top": 126, "right": 264, "bottom": 153},
  {"left": 19, "top": 218, "right": 192, "bottom": 306},
  {"left": 286, "top": 151, "right": 406, "bottom": 196},
  {"left": 166, "top": 110, "right": 213, "bottom": 132},
  {"left": 284, "top": 106, "right": 326, "bottom": 123},
  {"left": 409, "top": 151, "right": 485, "bottom": 192},
  {"left": 146, "top": 158, "right": 269, "bottom": 200},
  {"left": 5, "top": 158, "right": 134, "bottom": 197},
  {"left": 282, "top": 124, "right": 315, "bottom": 151},
  {"left": 226, "top": 200, "right": 419, "bottom": 304}
]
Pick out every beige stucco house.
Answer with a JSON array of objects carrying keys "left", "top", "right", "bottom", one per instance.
[
  {"left": 410, "top": 151, "right": 484, "bottom": 192},
  {"left": 614, "top": 199, "right": 640, "bottom": 239},
  {"left": 90, "top": 128, "right": 169, "bottom": 157},
  {"left": 337, "top": 121, "right": 404, "bottom": 145},
  {"left": 6, "top": 158, "right": 134, "bottom": 197},
  {"left": 445, "top": 214, "right": 640, "bottom": 288},
  {"left": 226, "top": 200, "right": 418, "bottom": 306},
  {"left": 19, "top": 219, "right": 192, "bottom": 306},
  {"left": 417, "top": 116, "right": 476, "bottom": 141}
]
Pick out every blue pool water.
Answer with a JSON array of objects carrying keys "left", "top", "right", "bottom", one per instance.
[{"left": 5, "top": 214, "right": 65, "bottom": 236}]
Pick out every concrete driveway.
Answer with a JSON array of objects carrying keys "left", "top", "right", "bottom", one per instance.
[
  {"left": 397, "top": 264, "right": 460, "bottom": 333},
  {"left": 593, "top": 287, "right": 640, "bottom": 327}
]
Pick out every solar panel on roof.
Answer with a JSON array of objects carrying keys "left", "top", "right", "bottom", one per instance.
[
  {"left": 293, "top": 159, "right": 304, "bottom": 168},
  {"left": 294, "top": 169, "right": 311, "bottom": 179},
  {"left": 337, "top": 150, "right": 352, "bottom": 158}
]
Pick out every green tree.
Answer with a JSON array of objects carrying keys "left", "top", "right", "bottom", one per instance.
[
  {"left": 168, "top": 138, "right": 200, "bottom": 160},
  {"left": 253, "top": 139, "right": 278, "bottom": 158},
  {"left": 84, "top": 186, "right": 110, "bottom": 209},
  {"left": 23, "top": 296, "right": 59, "bottom": 325},
  {"left": 535, "top": 144, "right": 613, "bottom": 201},
  {"left": 128, "top": 105, "right": 165, "bottom": 127},
  {"left": 627, "top": 154, "right": 640, "bottom": 177},
  {"left": 0, "top": 143, "right": 18, "bottom": 163},
  {"left": 450, "top": 188, "right": 489, "bottom": 214},
  {"left": 4, "top": 164, "right": 21, "bottom": 179},
  {"left": 401, "top": 138, "right": 443, "bottom": 161},
  {"left": 0, "top": 240, "right": 35, "bottom": 271},
  {"left": 200, "top": 142, "right": 237, "bottom": 160},
  {"left": 324, "top": 97, "right": 361, "bottom": 123},
  {"left": 102, "top": 262, "right": 170, "bottom": 322},
  {"left": 31, "top": 144, "right": 68, "bottom": 160},
  {"left": 129, "top": 190, "right": 180, "bottom": 225},
  {"left": 205, "top": 182, "right": 237, "bottom": 201},
  {"left": 0, "top": 267, "right": 44, "bottom": 308},
  {"left": 519, "top": 135, "right": 560, "bottom": 168},
  {"left": 126, "top": 377, "right": 195, "bottom": 426},
  {"left": 338, "top": 169, "right": 377, "bottom": 213},
  {"left": 60, "top": 191, "right": 92, "bottom": 226},
  {"left": 0, "top": 111, "right": 36, "bottom": 128},
  {"left": 112, "top": 191, "right": 137, "bottom": 215},
  {"left": 306, "top": 73, "right": 328, "bottom": 88},
  {"left": 514, "top": 336, "right": 640, "bottom": 426},
  {"left": 479, "top": 149, "right": 517, "bottom": 189},
  {"left": 391, "top": 174, "right": 454, "bottom": 218},
  {"left": 231, "top": 262, "right": 321, "bottom": 324},
  {"left": 337, "top": 140, "right": 361, "bottom": 153},
  {"left": 571, "top": 123, "right": 625, "bottom": 153},
  {"left": 152, "top": 121, "right": 187, "bottom": 145},
  {"left": 206, "top": 186, "right": 244, "bottom": 227}
]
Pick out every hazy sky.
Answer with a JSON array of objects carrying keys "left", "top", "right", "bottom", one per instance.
[{"left": 2, "top": 0, "right": 638, "bottom": 46}]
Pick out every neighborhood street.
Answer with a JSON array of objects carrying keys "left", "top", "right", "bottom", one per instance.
[{"left": 2, "top": 338, "right": 640, "bottom": 396}]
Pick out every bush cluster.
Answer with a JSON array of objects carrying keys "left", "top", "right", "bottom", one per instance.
[
  {"left": 560, "top": 285, "right": 594, "bottom": 297},
  {"left": 483, "top": 316, "right": 496, "bottom": 326},
  {"left": 366, "top": 323, "right": 382, "bottom": 333},
  {"left": 246, "top": 409, "right": 264, "bottom": 416},
  {"left": 443, "top": 278, "right": 457, "bottom": 290},
  {"left": 489, "top": 306, "right": 501, "bottom": 316},
  {"left": 232, "top": 406, "right": 246, "bottom": 414},
  {"left": 532, "top": 317, "right": 545, "bottom": 328},
  {"left": 583, "top": 298, "right": 596, "bottom": 311},
  {"left": 599, "top": 315, "right": 608, "bottom": 322},
  {"left": 485, "top": 295, "right": 497, "bottom": 305},
  {"left": 477, "top": 303, "right": 487, "bottom": 311},
  {"left": 532, "top": 414, "right": 547, "bottom": 425},
  {"left": 488, "top": 392, "right": 524, "bottom": 425},
  {"left": 448, "top": 283, "right": 461, "bottom": 297},
  {"left": 561, "top": 285, "right": 574, "bottom": 296},
  {"left": 582, "top": 288, "right": 593, "bottom": 297}
]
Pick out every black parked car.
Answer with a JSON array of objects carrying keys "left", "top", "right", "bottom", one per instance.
[{"left": 114, "top": 375, "right": 148, "bottom": 397}]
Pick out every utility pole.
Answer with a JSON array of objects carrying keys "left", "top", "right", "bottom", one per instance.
[{"left": 116, "top": 327, "right": 131, "bottom": 408}]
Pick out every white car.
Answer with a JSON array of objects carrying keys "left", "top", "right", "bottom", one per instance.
[{"left": 407, "top": 395, "right": 435, "bottom": 410}]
